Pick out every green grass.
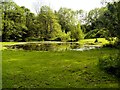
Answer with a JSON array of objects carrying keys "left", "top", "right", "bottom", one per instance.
[
  {"left": 0, "top": 42, "right": 19, "bottom": 50},
  {"left": 79, "top": 38, "right": 109, "bottom": 45},
  {"left": 2, "top": 48, "right": 119, "bottom": 88},
  {"left": 0, "top": 42, "right": 19, "bottom": 45}
]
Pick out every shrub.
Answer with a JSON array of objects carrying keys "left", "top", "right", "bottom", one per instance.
[
  {"left": 103, "top": 43, "right": 115, "bottom": 48},
  {"left": 99, "top": 53, "right": 120, "bottom": 77},
  {"left": 25, "top": 37, "right": 44, "bottom": 41}
]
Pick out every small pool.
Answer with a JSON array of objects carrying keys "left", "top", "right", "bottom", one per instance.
[{"left": 4, "top": 42, "right": 101, "bottom": 51}]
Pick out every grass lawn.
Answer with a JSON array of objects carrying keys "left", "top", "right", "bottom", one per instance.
[
  {"left": 2, "top": 48, "right": 119, "bottom": 88},
  {"left": 79, "top": 38, "right": 109, "bottom": 45}
]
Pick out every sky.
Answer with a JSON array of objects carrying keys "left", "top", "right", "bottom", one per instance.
[{"left": 13, "top": 0, "right": 104, "bottom": 14}]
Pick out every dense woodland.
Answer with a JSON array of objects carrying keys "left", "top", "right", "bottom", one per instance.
[{"left": 1, "top": 0, "right": 120, "bottom": 43}]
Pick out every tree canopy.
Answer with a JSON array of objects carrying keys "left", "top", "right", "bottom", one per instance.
[
  {"left": 1, "top": 1, "right": 84, "bottom": 42},
  {"left": 1, "top": 0, "right": 120, "bottom": 43}
]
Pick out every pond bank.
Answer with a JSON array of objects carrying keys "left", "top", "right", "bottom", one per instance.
[{"left": 2, "top": 41, "right": 102, "bottom": 51}]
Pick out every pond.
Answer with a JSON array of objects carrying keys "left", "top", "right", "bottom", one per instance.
[{"left": 4, "top": 42, "right": 101, "bottom": 51}]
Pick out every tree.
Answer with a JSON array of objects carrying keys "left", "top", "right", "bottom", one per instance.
[
  {"left": 105, "top": 1, "right": 120, "bottom": 39},
  {"left": 57, "top": 8, "right": 77, "bottom": 33},
  {"left": 57, "top": 8, "right": 84, "bottom": 41},
  {"left": 20, "top": 6, "right": 36, "bottom": 40},
  {"left": 1, "top": 1, "right": 84, "bottom": 42},
  {"left": 83, "top": 7, "right": 108, "bottom": 38},
  {"left": 96, "top": 1, "right": 120, "bottom": 42},
  {"left": 70, "top": 23, "right": 84, "bottom": 41},
  {"left": 37, "top": 6, "right": 62, "bottom": 41},
  {"left": 2, "top": 0, "right": 28, "bottom": 41}
]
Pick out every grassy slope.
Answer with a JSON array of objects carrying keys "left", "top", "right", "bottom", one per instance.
[
  {"left": 79, "top": 38, "right": 109, "bottom": 45},
  {"left": 2, "top": 48, "right": 119, "bottom": 88}
]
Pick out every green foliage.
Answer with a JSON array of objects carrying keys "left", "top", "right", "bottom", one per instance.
[
  {"left": 99, "top": 53, "right": 120, "bottom": 77},
  {"left": 105, "top": 1, "right": 120, "bottom": 39},
  {"left": 59, "top": 32, "right": 71, "bottom": 41},
  {"left": 93, "top": 1, "right": 120, "bottom": 41},
  {"left": 84, "top": 7, "right": 107, "bottom": 33},
  {"left": 1, "top": 1, "right": 85, "bottom": 42},
  {"left": 57, "top": 8, "right": 76, "bottom": 33},
  {"left": 36, "top": 6, "right": 64, "bottom": 41},
  {"left": 84, "top": 1, "right": 120, "bottom": 43},
  {"left": 85, "top": 29, "right": 107, "bottom": 39},
  {"left": 57, "top": 8, "right": 84, "bottom": 41},
  {"left": 70, "top": 24, "right": 84, "bottom": 41},
  {"left": 2, "top": 1, "right": 28, "bottom": 41},
  {"left": 2, "top": 0, "right": 120, "bottom": 42}
]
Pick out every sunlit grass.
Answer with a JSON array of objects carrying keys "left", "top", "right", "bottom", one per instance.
[
  {"left": 2, "top": 48, "right": 119, "bottom": 88},
  {"left": 0, "top": 42, "right": 18, "bottom": 45},
  {"left": 79, "top": 38, "right": 109, "bottom": 45}
]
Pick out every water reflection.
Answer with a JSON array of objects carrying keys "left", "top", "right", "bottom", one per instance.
[{"left": 5, "top": 42, "right": 83, "bottom": 51}]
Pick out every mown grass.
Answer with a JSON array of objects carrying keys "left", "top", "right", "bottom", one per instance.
[
  {"left": 79, "top": 38, "right": 109, "bottom": 45},
  {"left": 0, "top": 42, "right": 19, "bottom": 45},
  {"left": 2, "top": 48, "right": 119, "bottom": 88},
  {"left": 0, "top": 42, "right": 19, "bottom": 50}
]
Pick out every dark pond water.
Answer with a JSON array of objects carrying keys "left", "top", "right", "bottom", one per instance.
[
  {"left": 4, "top": 42, "right": 84, "bottom": 51},
  {"left": 4, "top": 42, "right": 101, "bottom": 51}
]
